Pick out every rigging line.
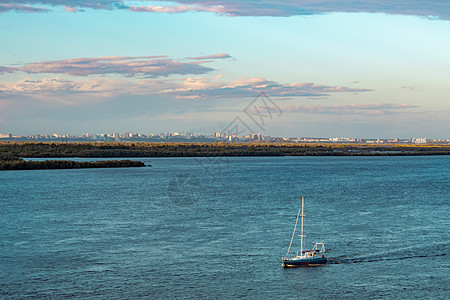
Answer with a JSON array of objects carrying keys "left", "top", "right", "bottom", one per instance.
[{"left": 286, "top": 206, "right": 302, "bottom": 256}]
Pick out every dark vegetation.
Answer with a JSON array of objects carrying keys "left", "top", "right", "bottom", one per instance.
[
  {"left": 0, "top": 149, "right": 145, "bottom": 171},
  {"left": 0, "top": 141, "right": 449, "bottom": 160}
]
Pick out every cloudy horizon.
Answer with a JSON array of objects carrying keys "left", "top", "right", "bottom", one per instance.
[{"left": 1, "top": 1, "right": 449, "bottom": 138}]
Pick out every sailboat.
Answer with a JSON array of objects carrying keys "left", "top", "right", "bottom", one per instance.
[{"left": 282, "top": 196, "right": 327, "bottom": 267}]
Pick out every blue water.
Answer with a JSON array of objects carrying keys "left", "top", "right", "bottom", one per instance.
[{"left": 1, "top": 156, "right": 449, "bottom": 299}]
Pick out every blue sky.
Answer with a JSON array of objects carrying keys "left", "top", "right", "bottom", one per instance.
[{"left": 0, "top": 1, "right": 449, "bottom": 138}]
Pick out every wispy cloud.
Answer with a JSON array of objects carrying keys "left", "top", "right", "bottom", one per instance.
[
  {"left": 0, "top": 3, "right": 50, "bottom": 13},
  {"left": 0, "top": 76, "right": 373, "bottom": 101},
  {"left": 280, "top": 103, "right": 417, "bottom": 115},
  {"left": 0, "top": 56, "right": 217, "bottom": 77},
  {"left": 163, "top": 77, "right": 373, "bottom": 99},
  {"left": 1, "top": 1, "right": 448, "bottom": 19},
  {"left": 127, "top": 4, "right": 228, "bottom": 14},
  {"left": 0, "top": 1, "right": 122, "bottom": 12},
  {"left": 64, "top": 6, "right": 83, "bottom": 12},
  {"left": 156, "top": 0, "right": 450, "bottom": 19},
  {"left": 0, "top": 78, "right": 108, "bottom": 98},
  {"left": 185, "top": 53, "right": 233, "bottom": 60}
]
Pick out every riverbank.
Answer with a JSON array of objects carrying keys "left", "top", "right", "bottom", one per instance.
[
  {"left": 0, "top": 141, "right": 449, "bottom": 158},
  {"left": 0, "top": 157, "right": 146, "bottom": 171}
]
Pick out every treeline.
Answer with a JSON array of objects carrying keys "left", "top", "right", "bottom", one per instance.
[
  {"left": 0, "top": 141, "right": 449, "bottom": 158},
  {"left": 0, "top": 156, "right": 145, "bottom": 171}
]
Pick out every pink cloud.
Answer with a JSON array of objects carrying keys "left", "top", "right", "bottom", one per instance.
[
  {"left": 185, "top": 53, "right": 233, "bottom": 60},
  {"left": 280, "top": 103, "right": 417, "bottom": 115},
  {"left": 0, "top": 56, "right": 218, "bottom": 77},
  {"left": 0, "top": 4, "right": 50, "bottom": 13},
  {"left": 64, "top": 6, "right": 81, "bottom": 12},
  {"left": 0, "top": 1, "right": 119, "bottom": 13},
  {"left": 127, "top": 4, "right": 229, "bottom": 14},
  {"left": 1, "top": 1, "right": 448, "bottom": 19},
  {"left": 0, "top": 78, "right": 104, "bottom": 96},
  {"left": 154, "top": 0, "right": 450, "bottom": 19},
  {"left": 0, "top": 76, "right": 373, "bottom": 100},
  {"left": 164, "top": 77, "right": 373, "bottom": 99}
]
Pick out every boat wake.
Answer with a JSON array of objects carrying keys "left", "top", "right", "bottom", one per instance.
[
  {"left": 329, "top": 253, "right": 446, "bottom": 264},
  {"left": 328, "top": 242, "right": 448, "bottom": 264}
]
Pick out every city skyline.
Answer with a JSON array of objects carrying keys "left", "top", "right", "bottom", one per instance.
[
  {"left": 1, "top": 1, "right": 449, "bottom": 138},
  {"left": 1, "top": 130, "right": 446, "bottom": 145}
]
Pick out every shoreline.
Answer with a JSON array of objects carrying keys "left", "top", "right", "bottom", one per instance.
[
  {"left": 0, "top": 158, "right": 146, "bottom": 171},
  {"left": 0, "top": 141, "right": 448, "bottom": 159}
]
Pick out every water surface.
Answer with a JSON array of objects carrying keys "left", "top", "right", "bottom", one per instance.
[{"left": 1, "top": 156, "right": 448, "bottom": 298}]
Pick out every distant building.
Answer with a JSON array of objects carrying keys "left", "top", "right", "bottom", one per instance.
[{"left": 412, "top": 138, "right": 427, "bottom": 144}]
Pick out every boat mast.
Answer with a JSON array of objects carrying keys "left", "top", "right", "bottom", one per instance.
[{"left": 300, "top": 196, "right": 305, "bottom": 256}]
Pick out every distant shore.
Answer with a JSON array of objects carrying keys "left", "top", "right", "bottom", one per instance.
[
  {"left": 1, "top": 141, "right": 449, "bottom": 160},
  {"left": 0, "top": 157, "right": 146, "bottom": 171}
]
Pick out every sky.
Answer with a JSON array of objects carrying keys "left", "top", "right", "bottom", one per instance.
[{"left": 0, "top": 1, "right": 449, "bottom": 138}]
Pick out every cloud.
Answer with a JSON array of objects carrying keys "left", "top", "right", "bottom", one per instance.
[
  {"left": 0, "top": 77, "right": 180, "bottom": 101},
  {"left": 0, "top": 76, "right": 373, "bottom": 101},
  {"left": 157, "top": 0, "right": 450, "bottom": 19},
  {"left": 0, "top": 1, "right": 123, "bottom": 11},
  {"left": 1, "top": 1, "right": 448, "bottom": 19},
  {"left": 0, "top": 78, "right": 106, "bottom": 98},
  {"left": 0, "top": 3, "right": 50, "bottom": 13},
  {"left": 185, "top": 53, "right": 233, "bottom": 60},
  {"left": 280, "top": 103, "right": 417, "bottom": 115},
  {"left": 0, "top": 56, "right": 217, "bottom": 77},
  {"left": 127, "top": 4, "right": 228, "bottom": 14},
  {"left": 163, "top": 77, "right": 373, "bottom": 99},
  {"left": 64, "top": 6, "right": 83, "bottom": 12}
]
